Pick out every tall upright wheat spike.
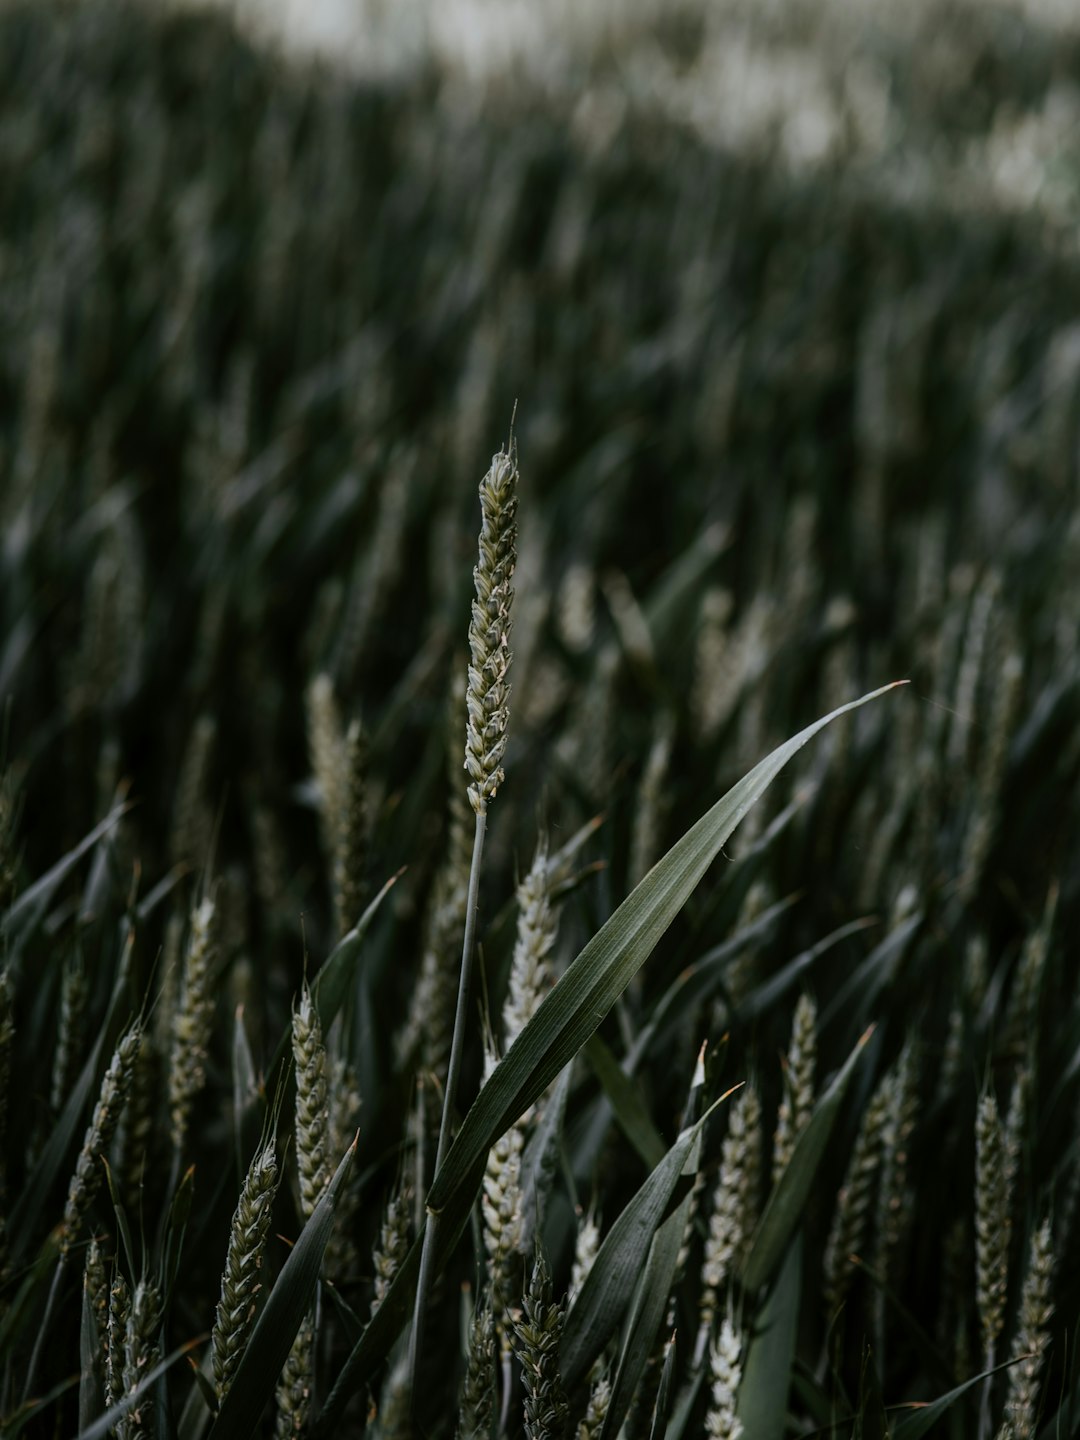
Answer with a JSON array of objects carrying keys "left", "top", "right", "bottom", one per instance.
[
  {"left": 705, "top": 1316, "right": 744, "bottom": 1440},
  {"left": 976, "top": 1089, "right": 1012, "bottom": 1360},
  {"left": 119, "top": 1277, "right": 161, "bottom": 1440},
  {"left": 481, "top": 1043, "right": 524, "bottom": 1339},
  {"left": 333, "top": 716, "right": 367, "bottom": 938},
  {"left": 1000, "top": 1216, "right": 1054, "bottom": 1440},
  {"left": 465, "top": 442, "right": 517, "bottom": 814},
  {"left": 292, "top": 981, "right": 331, "bottom": 1219},
  {"left": 699, "top": 1083, "right": 761, "bottom": 1347},
  {"left": 503, "top": 833, "right": 557, "bottom": 1054},
  {"left": 168, "top": 896, "right": 218, "bottom": 1157},
  {"left": 772, "top": 993, "right": 817, "bottom": 1184},
  {"left": 512, "top": 1247, "right": 568, "bottom": 1440},
  {"left": 371, "top": 1185, "right": 411, "bottom": 1319},
  {"left": 212, "top": 1136, "right": 280, "bottom": 1402},
  {"left": 457, "top": 1299, "right": 496, "bottom": 1440},
  {"left": 823, "top": 1064, "right": 894, "bottom": 1315},
  {"left": 62, "top": 1024, "right": 142, "bottom": 1256}
]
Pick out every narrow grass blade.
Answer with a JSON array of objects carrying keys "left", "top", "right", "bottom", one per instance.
[
  {"left": 597, "top": 1134, "right": 702, "bottom": 1440},
  {"left": 648, "top": 1332, "right": 678, "bottom": 1440},
  {"left": 585, "top": 1033, "right": 666, "bottom": 1170},
  {"left": 563, "top": 1101, "right": 721, "bottom": 1395},
  {"left": 73, "top": 1337, "right": 206, "bottom": 1440},
  {"left": 737, "top": 1233, "right": 801, "bottom": 1439},
  {"left": 429, "top": 686, "right": 904, "bottom": 1218},
  {"left": 319, "top": 686, "right": 902, "bottom": 1431},
  {"left": 891, "top": 1355, "right": 1022, "bottom": 1439},
  {"left": 518, "top": 1061, "right": 573, "bottom": 1255},
  {"left": 8, "top": 933, "right": 134, "bottom": 1262},
  {"left": 631, "top": 895, "right": 799, "bottom": 1064},
  {"left": 742, "top": 1025, "right": 875, "bottom": 1294},
  {"left": 207, "top": 1139, "right": 356, "bottom": 1440},
  {"left": 2, "top": 802, "right": 129, "bottom": 952}
]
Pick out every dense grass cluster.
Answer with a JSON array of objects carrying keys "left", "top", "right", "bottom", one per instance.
[{"left": 1, "top": 2, "right": 1079, "bottom": 1436}]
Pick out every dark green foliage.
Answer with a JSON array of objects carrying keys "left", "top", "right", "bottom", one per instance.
[{"left": 0, "top": 2, "right": 1078, "bottom": 1436}]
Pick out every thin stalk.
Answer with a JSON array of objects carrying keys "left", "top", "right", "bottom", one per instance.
[{"left": 409, "top": 807, "right": 487, "bottom": 1405}]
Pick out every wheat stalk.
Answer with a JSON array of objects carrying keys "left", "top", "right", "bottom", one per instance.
[
  {"left": 274, "top": 1313, "right": 315, "bottom": 1440},
  {"left": 823, "top": 1065, "right": 893, "bottom": 1317},
  {"left": 63, "top": 1024, "right": 142, "bottom": 1257},
  {"left": 977, "top": 1088, "right": 1013, "bottom": 1440},
  {"left": 292, "top": 981, "right": 331, "bottom": 1219},
  {"left": 698, "top": 1083, "right": 761, "bottom": 1355},
  {"left": 106, "top": 1269, "right": 130, "bottom": 1413},
  {"left": 412, "top": 437, "right": 518, "bottom": 1393},
  {"left": 705, "top": 1316, "right": 744, "bottom": 1440},
  {"left": 168, "top": 896, "right": 218, "bottom": 1161},
  {"left": 512, "top": 1246, "right": 568, "bottom": 1440},
  {"left": 481, "top": 1045, "right": 524, "bottom": 1343},
  {"left": 999, "top": 1216, "right": 1054, "bottom": 1440},
  {"left": 333, "top": 717, "right": 368, "bottom": 939},
  {"left": 371, "top": 1186, "right": 411, "bottom": 1319},
  {"left": 212, "top": 1136, "right": 280, "bottom": 1402},
  {"left": 84, "top": 1237, "right": 110, "bottom": 1387},
  {"left": 576, "top": 1373, "right": 612, "bottom": 1440},
  {"left": 50, "top": 952, "right": 88, "bottom": 1116},
  {"left": 772, "top": 993, "right": 817, "bottom": 1184},
  {"left": 457, "top": 1299, "right": 496, "bottom": 1440},
  {"left": 119, "top": 1277, "right": 161, "bottom": 1440}
]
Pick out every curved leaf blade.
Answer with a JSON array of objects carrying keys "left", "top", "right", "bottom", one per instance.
[{"left": 429, "top": 684, "right": 904, "bottom": 1216}]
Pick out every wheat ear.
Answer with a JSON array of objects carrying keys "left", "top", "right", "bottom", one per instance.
[
  {"left": 292, "top": 981, "right": 331, "bottom": 1219},
  {"left": 50, "top": 952, "right": 88, "bottom": 1116},
  {"left": 106, "top": 1270, "right": 131, "bottom": 1413},
  {"left": 84, "top": 1238, "right": 110, "bottom": 1387},
  {"left": 457, "top": 1299, "right": 496, "bottom": 1440},
  {"left": 772, "top": 993, "right": 817, "bottom": 1184},
  {"left": 823, "top": 1066, "right": 893, "bottom": 1316},
  {"left": 1000, "top": 1216, "right": 1054, "bottom": 1440},
  {"left": 119, "top": 1277, "right": 161, "bottom": 1440},
  {"left": 212, "top": 1136, "right": 280, "bottom": 1402},
  {"left": 977, "top": 1088, "right": 1013, "bottom": 1440},
  {"left": 63, "top": 1024, "right": 142, "bottom": 1257},
  {"left": 274, "top": 1313, "right": 315, "bottom": 1440},
  {"left": 412, "top": 438, "right": 518, "bottom": 1394},
  {"left": 705, "top": 1316, "right": 744, "bottom": 1440},
  {"left": 168, "top": 896, "right": 218, "bottom": 1162},
  {"left": 576, "top": 1373, "right": 612, "bottom": 1440},
  {"left": 481, "top": 1043, "right": 524, "bottom": 1345},
  {"left": 371, "top": 1186, "right": 411, "bottom": 1319},
  {"left": 512, "top": 1246, "right": 568, "bottom": 1440},
  {"left": 305, "top": 672, "right": 345, "bottom": 857},
  {"left": 502, "top": 833, "right": 557, "bottom": 1054},
  {"left": 697, "top": 1083, "right": 761, "bottom": 1357}
]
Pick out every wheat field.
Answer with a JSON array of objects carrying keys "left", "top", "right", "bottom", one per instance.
[{"left": 0, "top": 2, "right": 1078, "bottom": 1437}]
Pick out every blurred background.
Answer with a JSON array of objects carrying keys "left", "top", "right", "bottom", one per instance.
[{"left": 2, "top": 0, "right": 1080, "bottom": 1430}]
